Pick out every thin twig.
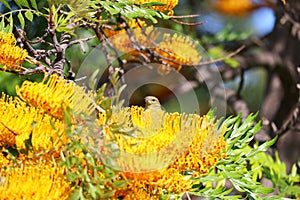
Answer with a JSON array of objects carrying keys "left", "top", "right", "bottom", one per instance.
[
  {"left": 193, "top": 45, "right": 246, "bottom": 67},
  {"left": 170, "top": 14, "right": 200, "bottom": 19},
  {"left": 68, "top": 35, "right": 96, "bottom": 46},
  {"left": 171, "top": 18, "right": 204, "bottom": 26}
]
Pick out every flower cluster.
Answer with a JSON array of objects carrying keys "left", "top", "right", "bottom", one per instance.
[
  {"left": 0, "top": 32, "right": 28, "bottom": 71},
  {"left": 213, "top": 0, "right": 262, "bottom": 16},
  {"left": 16, "top": 74, "right": 96, "bottom": 119},
  {"left": 109, "top": 27, "right": 202, "bottom": 74},
  {"left": 109, "top": 26, "right": 156, "bottom": 56},
  {"left": 0, "top": 74, "right": 98, "bottom": 199},
  {"left": 135, "top": 0, "right": 179, "bottom": 16},
  {"left": 0, "top": 162, "right": 71, "bottom": 200},
  {"left": 99, "top": 106, "right": 227, "bottom": 198},
  {"left": 155, "top": 33, "right": 202, "bottom": 72},
  {"left": 0, "top": 75, "right": 228, "bottom": 199}
]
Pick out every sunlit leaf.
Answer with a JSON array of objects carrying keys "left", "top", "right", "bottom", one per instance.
[
  {"left": 25, "top": 10, "right": 33, "bottom": 21},
  {"left": 0, "top": 0, "right": 11, "bottom": 9},
  {"left": 14, "top": 0, "right": 30, "bottom": 8},
  {"left": 29, "top": 0, "right": 37, "bottom": 9},
  {"left": 17, "top": 11, "right": 25, "bottom": 29}
]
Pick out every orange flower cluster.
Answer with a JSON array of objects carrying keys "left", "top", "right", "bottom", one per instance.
[
  {"left": 0, "top": 74, "right": 98, "bottom": 152},
  {"left": 213, "top": 0, "right": 263, "bottom": 16},
  {"left": 16, "top": 74, "right": 96, "bottom": 119},
  {"left": 109, "top": 26, "right": 157, "bottom": 56},
  {"left": 0, "top": 94, "right": 39, "bottom": 148},
  {"left": 110, "top": 27, "right": 202, "bottom": 74},
  {"left": 135, "top": 0, "right": 179, "bottom": 16},
  {"left": 99, "top": 106, "right": 228, "bottom": 198},
  {"left": 0, "top": 75, "right": 98, "bottom": 199},
  {"left": 0, "top": 32, "right": 28, "bottom": 71},
  {"left": 1, "top": 75, "right": 228, "bottom": 199},
  {"left": 155, "top": 33, "right": 202, "bottom": 72},
  {"left": 0, "top": 162, "right": 71, "bottom": 200}
]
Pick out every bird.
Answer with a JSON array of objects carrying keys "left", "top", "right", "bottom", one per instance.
[
  {"left": 143, "top": 96, "right": 164, "bottom": 134},
  {"left": 144, "top": 96, "right": 162, "bottom": 111}
]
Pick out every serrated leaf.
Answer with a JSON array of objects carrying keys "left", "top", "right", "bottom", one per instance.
[
  {"left": 25, "top": 10, "right": 33, "bottom": 21},
  {"left": 0, "top": 0, "right": 12, "bottom": 9},
  {"left": 18, "top": 11, "right": 25, "bottom": 29}
]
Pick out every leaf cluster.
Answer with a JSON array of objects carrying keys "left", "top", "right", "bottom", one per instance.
[{"left": 188, "top": 113, "right": 300, "bottom": 199}]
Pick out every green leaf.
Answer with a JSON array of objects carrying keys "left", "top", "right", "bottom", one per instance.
[
  {"left": 69, "top": 187, "right": 84, "bottom": 200},
  {"left": 0, "top": 17, "right": 4, "bottom": 31},
  {"left": 18, "top": 11, "right": 25, "bottom": 29},
  {"left": 63, "top": 107, "right": 73, "bottom": 137},
  {"left": 112, "top": 180, "right": 127, "bottom": 188},
  {"left": 29, "top": 0, "right": 37, "bottom": 9},
  {"left": 14, "top": 0, "right": 30, "bottom": 8},
  {"left": 224, "top": 57, "right": 239, "bottom": 68},
  {"left": 256, "top": 136, "right": 277, "bottom": 152},
  {"left": 25, "top": 10, "right": 33, "bottom": 21},
  {"left": 0, "top": 0, "right": 12, "bottom": 9},
  {"left": 8, "top": 13, "right": 13, "bottom": 32},
  {"left": 89, "top": 69, "right": 100, "bottom": 89},
  {"left": 257, "top": 187, "right": 274, "bottom": 195},
  {"left": 140, "top": 2, "right": 166, "bottom": 6}
]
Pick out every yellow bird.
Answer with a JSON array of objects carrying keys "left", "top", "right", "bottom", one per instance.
[
  {"left": 144, "top": 96, "right": 162, "bottom": 111},
  {"left": 144, "top": 96, "right": 164, "bottom": 133}
]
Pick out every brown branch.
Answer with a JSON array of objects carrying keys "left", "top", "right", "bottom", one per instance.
[
  {"left": 275, "top": 66, "right": 300, "bottom": 138},
  {"left": 171, "top": 18, "right": 204, "bottom": 26},
  {"left": 67, "top": 36, "right": 89, "bottom": 46},
  {"left": 13, "top": 26, "right": 37, "bottom": 56},
  {"left": 194, "top": 45, "right": 246, "bottom": 67},
  {"left": 170, "top": 14, "right": 200, "bottom": 19}
]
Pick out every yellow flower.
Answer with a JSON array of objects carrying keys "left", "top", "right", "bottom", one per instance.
[
  {"left": 170, "top": 116, "right": 227, "bottom": 175},
  {"left": 102, "top": 106, "right": 227, "bottom": 198},
  {"left": 0, "top": 163, "right": 71, "bottom": 200},
  {"left": 155, "top": 33, "right": 202, "bottom": 72},
  {"left": 0, "top": 94, "right": 38, "bottom": 148},
  {"left": 109, "top": 26, "right": 157, "bottom": 56},
  {"left": 16, "top": 74, "right": 97, "bottom": 120},
  {"left": 135, "top": 0, "right": 178, "bottom": 15},
  {"left": 31, "top": 114, "right": 68, "bottom": 152},
  {"left": 0, "top": 32, "right": 28, "bottom": 71},
  {"left": 0, "top": 152, "right": 11, "bottom": 169},
  {"left": 0, "top": 93, "right": 66, "bottom": 151},
  {"left": 0, "top": 32, "right": 16, "bottom": 46},
  {"left": 123, "top": 189, "right": 158, "bottom": 200}
]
